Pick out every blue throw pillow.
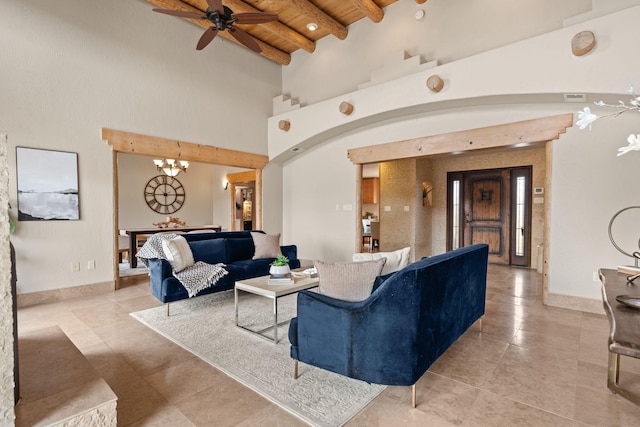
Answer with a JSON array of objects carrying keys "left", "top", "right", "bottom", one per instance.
[
  {"left": 225, "top": 238, "right": 256, "bottom": 263},
  {"left": 189, "top": 239, "right": 227, "bottom": 264}
]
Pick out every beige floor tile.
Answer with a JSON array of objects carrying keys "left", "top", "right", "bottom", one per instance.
[
  {"left": 126, "top": 404, "right": 196, "bottom": 427},
  {"left": 573, "top": 384, "right": 640, "bottom": 426},
  {"left": 173, "top": 380, "right": 272, "bottom": 427},
  {"left": 429, "top": 331, "right": 509, "bottom": 388},
  {"left": 463, "top": 389, "right": 574, "bottom": 427},
  {"left": 348, "top": 393, "right": 460, "bottom": 427},
  {"left": 111, "top": 377, "right": 170, "bottom": 427},
  {"left": 144, "top": 357, "right": 228, "bottom": 404},
  {"left": 484, "top": 344, "right": 578, "bottom": 418},
  {"left": 383, "top": 372, "right": 481, "bottom": 424},
  {"left": 82, "top": 341, "right": 143, "bottom": 389}
]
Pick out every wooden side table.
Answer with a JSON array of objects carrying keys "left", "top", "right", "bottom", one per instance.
[{"left": 599, "top": 268, "right": 640, "bottom": 405}]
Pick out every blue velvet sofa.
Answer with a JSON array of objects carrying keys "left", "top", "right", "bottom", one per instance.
[
  {"left": 146, "top": 231, "right": 301, "bottom": 303},
  {"left": 288, "top": 244, "right": 488, "bottom": 406}
]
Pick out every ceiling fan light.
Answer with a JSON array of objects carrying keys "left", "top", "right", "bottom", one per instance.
[{"left": 307, "top": 22, "right": 318, "bottom": 31}]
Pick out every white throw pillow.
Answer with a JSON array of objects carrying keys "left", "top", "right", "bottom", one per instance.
[
  {"left": 162, "top": 235, "right": 195, "bottom": 272},
  {"left": 352, "top": 246, "right": 411, "bottom": 275}
]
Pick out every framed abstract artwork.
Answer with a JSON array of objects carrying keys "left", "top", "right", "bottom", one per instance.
[{"left": 16, "top": 147, "right": 79, "bottom": 221}]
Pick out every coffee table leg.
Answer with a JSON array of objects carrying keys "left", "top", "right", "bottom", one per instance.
[
  {"left": 235, "top": 287, "right": 239, "bottom": 327},
  {"left": 273, "top": 297, "right": 278, "bottom": 344}
]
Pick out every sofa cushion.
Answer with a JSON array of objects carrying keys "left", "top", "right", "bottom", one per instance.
[
  {"left": 251, "top": 232, "right": 282, "bottom": 259},
  {"left": 225, "top": 238, "right": 256, "bottom": 263},
  {"left": 161, "top": 236, "right": 194, "bottom": 272},
  {"left": 188, "top": 239, "right": 227, "bottom": 264},
  {"left": 352, "top": 246, "right": 411, "bottom": 275},
  {"left": 315, "top": 258, "right": 386, "bottom": 302}
]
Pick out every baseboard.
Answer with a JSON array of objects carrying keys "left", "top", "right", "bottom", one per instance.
[
  {"left": 545, "top": 292, "right": 605, "bottom": 315},
  {"left": 17, "top": 280, "right": 115, "bottom": 308}
]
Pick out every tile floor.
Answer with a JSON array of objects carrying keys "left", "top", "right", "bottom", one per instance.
[{"left": 17, "top": 266, "right": 640, "bottom": 426}]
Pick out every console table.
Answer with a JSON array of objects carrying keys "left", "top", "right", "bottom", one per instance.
[
  {"left": 119, "top": 225, "right": 221, "bottom": 268},
  {"left": 599, "top": 268, "right": 640, "bottom": 405}
]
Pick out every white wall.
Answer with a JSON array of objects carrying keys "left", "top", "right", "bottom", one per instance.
[
  {"left": 278, "top": 2, "right": 640, "bottom": 308},
  {"left": 1, "top": 0, "right": 281, "bottom": 294}
]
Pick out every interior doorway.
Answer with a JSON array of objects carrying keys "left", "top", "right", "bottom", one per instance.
[{"left": 447, "top": 166, "right": 532, "bottom": 266}]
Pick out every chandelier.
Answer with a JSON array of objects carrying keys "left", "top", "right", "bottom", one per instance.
[{"left": 153, "top": 158, "right": 189, "bottom": 176}]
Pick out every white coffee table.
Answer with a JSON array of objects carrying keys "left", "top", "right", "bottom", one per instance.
[{"left": 234, "top": 273, "right": 319, "bottom": 344}]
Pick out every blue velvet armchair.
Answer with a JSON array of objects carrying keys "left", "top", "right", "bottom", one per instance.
[{"left": 288, "top": 244, "right": 489, "bottom": 406}]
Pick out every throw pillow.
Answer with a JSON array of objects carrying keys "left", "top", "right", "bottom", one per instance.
[
  {"left": 161, "top": 235, "right": 195, "bottom": 272},
  {"left": 251, "top": 232, "right": 282, "bottom": 259},
  {"left": 315, "top": 258, "right": 386, "bottom": 302},
  {"left": 352, "top": 246, "right": 411, "bottom": 275}
]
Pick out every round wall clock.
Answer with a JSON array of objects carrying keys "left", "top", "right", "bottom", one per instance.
[{"left": 144, "top": 175, "right": 185, "bottom": 214}]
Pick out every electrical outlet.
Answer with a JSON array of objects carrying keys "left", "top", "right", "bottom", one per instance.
[
  {"left": 88, "top": 260, "right": 96, "bottom": 270},
  {"left": 71, "top": 262, "right": 80, "bottom": 272}
]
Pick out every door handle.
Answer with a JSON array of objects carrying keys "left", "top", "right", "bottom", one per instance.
[{"left": 465, "top": 213, "right": 471, "bottom": 223}]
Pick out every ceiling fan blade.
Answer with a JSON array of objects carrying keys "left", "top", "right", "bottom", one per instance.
[
  {"left": 232, "top": 12, "right": 279, "bottom": 25},
  {"left": 152, "top": 8, "right": 207, "bottom": 20},
  {"left": 206, "top": 0, "right": 224, "bottom": 12},
  {"left": 229, "top": 27, "right": 262, "bottom": 53},
  {"left": 197, "top": 27, "right": 219, "bottom": 50}
]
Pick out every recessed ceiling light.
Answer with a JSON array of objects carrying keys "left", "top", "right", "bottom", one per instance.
[{"left": 307, "top": 22, "right": 318, "bottom": 31}]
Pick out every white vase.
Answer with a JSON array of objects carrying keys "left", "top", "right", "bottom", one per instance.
[{"left": 269, "top": 265, "right": 290, "bottom": 275}]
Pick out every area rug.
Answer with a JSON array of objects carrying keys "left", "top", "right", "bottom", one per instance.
[{"left": 130, "top": 290, "right": 385, "bottom": 426}]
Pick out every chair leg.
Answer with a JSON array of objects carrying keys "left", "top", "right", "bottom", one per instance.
[
  {"left": 412, "top": 383, "right": 416, "bottom": 408},
  {"left": 293, "top": 360, "right": 299, "bottom": 379},
  {"left": 166, "top": 303, "right": 170, "bottom": 317},
  {"left": 477, "top": 317, "right": 483, "bottom": 332}
]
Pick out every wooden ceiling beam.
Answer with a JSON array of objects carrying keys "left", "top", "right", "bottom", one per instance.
[
  {"left": 145, "top": 0, "right": 290, "bottom": 65},
  {"left": 102, "top": 128, "right": 269, "bottom": 169},
  {"left": 350, "top": 0, "right": 384, "bottom": 23},
  {"left": 223, "top": 0, "right": 315, "bottom": 53},
  {"left": 347, "top": 114, "right": 574, "bottom": 164},
  {"left": 288, "top": 0, "right": 348, "bottom": 40}
]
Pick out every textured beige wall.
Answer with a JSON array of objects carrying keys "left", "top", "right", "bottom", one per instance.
[
  {"left": 415, "top": 158, "right": 434, "bottom": 259},
  {"left": 431, "top": 147, "right": 546, "bottom": 266},
  {"left": 379, "top": 159, "right": 416, "bottom": 254},
  {"left": 0, "top": 133, "right": 15, "bottom": 425}
]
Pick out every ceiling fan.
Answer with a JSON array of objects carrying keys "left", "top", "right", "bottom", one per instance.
[{"left": 152, "top": 0, "right": 278, "bottom": 53}]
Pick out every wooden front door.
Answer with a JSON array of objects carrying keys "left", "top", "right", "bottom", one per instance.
[
  {"left": 463, "top": 170, "right": 510, "bottom": 264},
  {"left": 448, "top": 167, "right": 532, "bottom": 266}
]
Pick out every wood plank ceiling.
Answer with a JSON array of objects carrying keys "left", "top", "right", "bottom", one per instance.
[{"left": 145, "top": 0, "right": 401, "bottom": 65}]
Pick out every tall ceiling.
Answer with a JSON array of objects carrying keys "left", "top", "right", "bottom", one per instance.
[{"left": 145, "top": 0, "right": 403, "bottom": 65}]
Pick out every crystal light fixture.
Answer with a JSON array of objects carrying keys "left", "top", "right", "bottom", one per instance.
[{"left": 153, "top": 158, "right": 189, "bottom": 176}]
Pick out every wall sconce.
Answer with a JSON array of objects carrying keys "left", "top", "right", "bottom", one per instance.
[
  {"left": 223, "top": 180, "right": 229, "bottom": 190},
  {"left": 279, "top": 120, "right": 291, "bottom": 131},
  {"left": 426, "top": 75, "right": 444, "bottom": 93},
  {"left": 153, "top": 158, "right": 189, "bottom": 176},
  {"left": 339, "top": 102, "right": 354, "bottom": 115}
]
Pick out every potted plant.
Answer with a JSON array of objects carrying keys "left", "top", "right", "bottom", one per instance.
[{"left": 269, "top": 254, "right": 290, "bottom": 276}]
